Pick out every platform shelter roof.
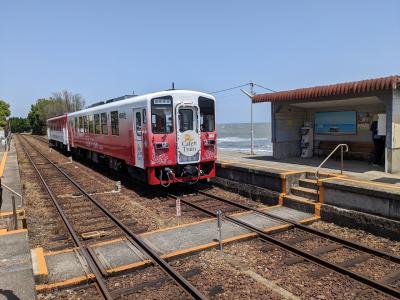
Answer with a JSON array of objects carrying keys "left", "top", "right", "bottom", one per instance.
[{"left": 252, "top": 75, "right": 400, "bottom": 103}]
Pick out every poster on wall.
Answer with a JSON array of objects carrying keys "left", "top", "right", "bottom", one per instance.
[
  {"left": 357, "top": 112, "right": 372, "bottom": 130},
  {"left": 315, "top": 111, "right": 357, "bottom": 135}
]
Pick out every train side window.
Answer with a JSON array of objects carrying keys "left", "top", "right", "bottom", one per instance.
[
  {"left": 135, "top": 112, "right": 141, "bottom": 136},
  {"left": 111, "top": 111, "right": 119, "bottom": 135},
  {"left": 179, "top": 109, "right": 194, "bottom": 132},
  {"left": 199, "top": 97, "right": 215, "bottom": 132},
  {"left": 83, "top": 116, "right": 88, "bottom": 133},
  {"left": 79, "top": 117, "right": 83, "bottom": 133},
  {"left": 89, "top": 115, "right": 94, "bottom": 133},
  {"left": 142, "top": 109, "right": 147, "bottom": 124},
  {"left": 151, "top": 96, "right": 173, "bottom": 134},
  {"left": 101, "top": 113, "right": 108, "bottom": 134},
  {"left": 74, "top": 117, "right": 78, "bottom": 132},
  {"left": 94, "top": 114, "right": 101, "bottom": 134}
]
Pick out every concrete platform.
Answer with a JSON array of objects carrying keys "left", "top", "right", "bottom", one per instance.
[
  {"left": 0, "top": 140, "right": 23, "bottom": 211},
  {"left": 216, "top": 150, "right": 400, "bottom": 238},
  {"left": 219, "top": 150, "right": 400, "bottom": 183},
  {"left": 0, "top": 229, "right": 36, "bottom": 300},
  {"left": 37, "top": 206, "right": 317, "bottom": 290},
  {"left": 0, "top": 139, "right": 24, "bottom": 232}
]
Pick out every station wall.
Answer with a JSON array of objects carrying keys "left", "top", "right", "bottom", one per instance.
[
  {"left": 271, "top": 100, "right": 386, "bottom": 159},
  {"left": 305, "top": 103, "right": 385, "bottom": 143}
]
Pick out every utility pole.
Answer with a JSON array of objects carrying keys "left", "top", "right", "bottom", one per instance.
[
  {"left": 250, "top": 82, "right": 255, "bottom": 155},
  {"left": 240, "top": 83, "right": 256, "bottom": 155}
]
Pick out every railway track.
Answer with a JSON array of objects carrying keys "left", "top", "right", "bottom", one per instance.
[
  {"left": 168, "top": 188, "right": 400, "bottom": 298},
  {"left": 26, "top": 134, "right": 400, "bottom": 298},
  {"left": 18, "top": 135, "right": 207, "bottom": 300}
]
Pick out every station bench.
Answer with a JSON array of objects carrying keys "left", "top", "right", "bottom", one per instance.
[{"left": 316, "top": 141, "right": 374, "bottom": 161}]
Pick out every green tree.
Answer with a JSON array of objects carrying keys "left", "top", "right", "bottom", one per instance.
[
  {"left": 27, "top": 90, "right": 85, "bottom": 135},
  {"left": 27, "top": 99, "right": 50, "bottom": 135},
  {"left": 9, "top": 117, "right": 31, "bottom": 133},
  {"left": 0, "top": 100, "right": 11, "bottom": 127}
]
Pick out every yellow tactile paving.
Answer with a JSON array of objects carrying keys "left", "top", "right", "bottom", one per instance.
[{"left": 0, "top": 151, "right": 8, "bottom": 177}]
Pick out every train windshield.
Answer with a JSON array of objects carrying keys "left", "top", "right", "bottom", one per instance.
[
  {"left": 199, "top": 97, "right": 215, "bottom": 132},
  {"left": 179, "top": 109, "right": 194, "bottom": 132},
  {"left": 151, "top": 96, "right": 173, "bottom": 134}
]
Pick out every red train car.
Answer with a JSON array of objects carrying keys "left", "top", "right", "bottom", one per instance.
[
  {"left": 47, "top": 90, "right": 217, "bottom": 186},
  {"left": 47, "top": 114, "right": 69, "bottom": 150}
]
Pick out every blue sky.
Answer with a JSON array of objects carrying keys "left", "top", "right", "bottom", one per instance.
[{"left": 1, "top": 0, "right": 399, "bottom": 123}]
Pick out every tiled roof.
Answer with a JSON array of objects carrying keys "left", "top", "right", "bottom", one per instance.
[{"left": 252, "top": 75, "right": 400, "bottom": 103}]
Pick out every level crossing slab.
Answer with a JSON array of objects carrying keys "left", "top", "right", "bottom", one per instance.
[{"left": 40, "top": 206, "right": 316, "bottom": 289}]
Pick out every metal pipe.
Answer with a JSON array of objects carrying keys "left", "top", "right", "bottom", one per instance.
[
  {"left": 12, "top": 195, "right": 17, "bottom": 230},
  {"left": 250, "top": 82, "right": 255, "bottom": 155},
  {"left": 341, "top": 146, "right": 344, "bottom": 175},
  {"left": 251, "top": 100, "right": 254, "bottom": 155},
  {"left": 216, "top": 210, "right": 222, "bottom": 250},
  {"left": 315, "top": 143, "right": 349, "bottom": 181},
  {"left": 240, "top": 87, "right": 256, "bottom": 155}
]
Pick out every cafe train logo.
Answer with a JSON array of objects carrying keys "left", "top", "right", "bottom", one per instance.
[
  {"left": 179, "top": 131, "right": 200, "bottom": 157},
  {"left": 183, "top": 133, "right": 194, "bottom": 142}
]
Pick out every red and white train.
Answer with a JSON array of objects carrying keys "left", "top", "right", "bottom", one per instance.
[{"left": 47, "top": 90, "right": 217, "bottom": 186}]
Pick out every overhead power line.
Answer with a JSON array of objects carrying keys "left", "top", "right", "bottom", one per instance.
[
  {"left": 254, "top": 83, "right": 277, "bottom": 93},
  {"left": 209, "top": 84, "right": 249, "bottom": 94},
  {"left": 209, "top": 82, "right": 277, "bottom": 95}
]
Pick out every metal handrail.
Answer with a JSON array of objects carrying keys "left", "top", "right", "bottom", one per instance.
[{"left": 315, "top": 143, "right": 349, "bottom": 181}]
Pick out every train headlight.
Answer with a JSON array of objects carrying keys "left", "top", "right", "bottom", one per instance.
[{"left": 155, "top": 142, "right": 169, "bottom": 149}]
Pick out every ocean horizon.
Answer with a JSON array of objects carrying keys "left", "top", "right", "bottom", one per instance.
[{"left": 216, "top": 122, "right": 272, "bottom": 154}]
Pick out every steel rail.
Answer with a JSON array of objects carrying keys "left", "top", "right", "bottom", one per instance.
[
  {"left": 169, "top": 194, "right": 400, "bottom": 298},
  {"left": 30, "top": 133, "right": 400, "bottom": 296},
  {"left": 20, "top": 135, "right": 206, "bottom": 300},
  {"left": 18, "top": 136, "right": 113, "bottom": 300},
  {"left": 191, "top": 189, "right": 400, "bottom": 264}
]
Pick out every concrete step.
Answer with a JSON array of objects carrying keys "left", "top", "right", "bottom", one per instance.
[
  {"left": 306, "top": 172, "right": 331, "bottom": 180},
  {"left": 283, "top": 194, "right": 316, "bottom": 214},
  {"left": 299, "top": 178, "right": 318, "bottom": 189},
  {"left": 290, "top": 186, "right": 318, "bottom": 200}
]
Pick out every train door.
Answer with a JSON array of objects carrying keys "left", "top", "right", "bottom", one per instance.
[
  {"left": 176, "top": 105, "right": 201, "bottom": 164},
  {"left": 133, "top": 108, "right": 144, "bottom": 168}
]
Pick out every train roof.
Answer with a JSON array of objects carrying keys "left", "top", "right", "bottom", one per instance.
[
  {"left": 67, "top": 90, "right": 215, "bottom": 117},
  {"left": 47, "top": 114, "right": 68, "bottom": 122}
]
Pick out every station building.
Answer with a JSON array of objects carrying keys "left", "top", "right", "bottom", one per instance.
[{"left": 252, "top": 75, "right": 400, "bottom": 174}]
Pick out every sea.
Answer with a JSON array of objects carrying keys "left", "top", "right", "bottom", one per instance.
[{"left": 216, "top": 123, "right": 272, "bottom": 155}]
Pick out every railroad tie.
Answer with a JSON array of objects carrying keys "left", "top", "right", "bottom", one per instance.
[
  {"left": 110, "top": 267, "right": 202, "bottom": 298},
  {"left": 284, "top": 244, "right": 343, "bottom": 266},
  {"left": 308, "top": 253, "right": 371, "bottom": 278},
  {"left": 379, "top": 269, "right": 400, "bottom": 285},
  {"left": 261, "top": 234, "right": 313, "bottom": 252},
  {"left": 352, "top": 269, "right": 400, "bottom": 297}
]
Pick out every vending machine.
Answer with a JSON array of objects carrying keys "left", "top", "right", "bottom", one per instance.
[{"left": 300, "top": 125, "right": 314, "bottom": 158}]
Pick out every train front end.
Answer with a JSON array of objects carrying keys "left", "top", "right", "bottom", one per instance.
[{"left": 146, "top": 91, "right": 216, "bottom": 186}]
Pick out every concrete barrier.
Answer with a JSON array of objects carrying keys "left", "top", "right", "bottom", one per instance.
[
  {"left": 322, "top": 178, "right": 400, "bottom": 221},
  {"left": 216, "top": 162, "right": 284, "bottom": 192}
]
